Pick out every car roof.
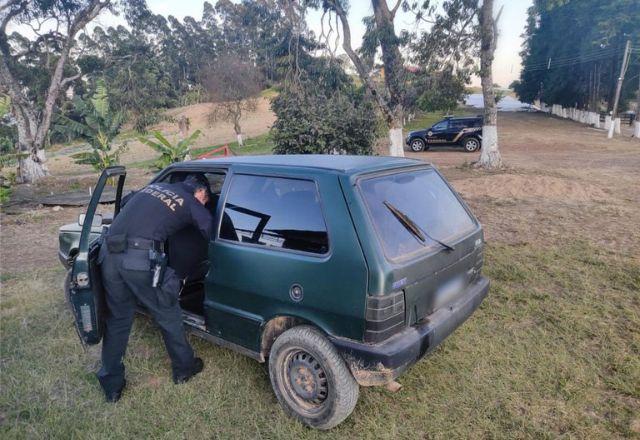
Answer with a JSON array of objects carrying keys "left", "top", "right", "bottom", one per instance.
[
  {"left": 171, "top": 154, "right": 427, "bottom": 175},
  {"left": 444, "top": 115, "right": 482, "bottom": 120}
]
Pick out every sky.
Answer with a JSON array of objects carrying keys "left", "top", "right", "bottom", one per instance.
[{"left": 89, "top": 0, "right": 534, "bottom": 87}]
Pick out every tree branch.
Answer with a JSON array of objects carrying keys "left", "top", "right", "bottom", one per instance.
[
  {"left": 61, "top": 73, "right": 82, "bottom": 87},
  {"left": 35, "top": 0, "right": 112, "bottom": 147},
  {"left": 327, "top": 1, "right": 394, "bottom": 124},
  {"left": 0, "top": 0, "right": 26, "bottom": 35},
  {"left": 390, "top": 0, "right": 402, "bottom": 19},
  {"left": 492, "top": 5, "right": 504, "bottom": 51}
]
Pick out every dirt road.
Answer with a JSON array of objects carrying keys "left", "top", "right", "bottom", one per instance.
[{"left": 412, "top": 112, "right": 640, "bottom": 254}]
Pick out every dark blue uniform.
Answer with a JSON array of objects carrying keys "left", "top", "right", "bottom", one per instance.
[{"left": 97, "top": 182, "right": 212, "bottom": 397}]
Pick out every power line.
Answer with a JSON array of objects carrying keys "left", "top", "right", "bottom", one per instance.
[
  {"left": 520, "top": 49, "right": 635, "bottom": 73},
  {"left": 521, "top": 45, "right": 640, "bottom": 73},
  {"left": 523, "top": 47, "right": 617, "bottom": 67},
  {"left": 522, "top": 49, "right": 619, "bottom": 70},
  {"left": 521, "top": 47, "right": 618, "bottom": 70}
]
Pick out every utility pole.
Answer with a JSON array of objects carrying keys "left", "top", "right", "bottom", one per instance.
[
  {"left": 635, "top": 74, "right": 640, "bottom": 138},
  {"left": 608, "top": 40, "right": 632, "bottom": 139}
]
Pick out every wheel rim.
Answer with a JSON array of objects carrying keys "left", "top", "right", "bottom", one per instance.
[
  {"left": 410, "top": 140, "right": 424, "bottom": 151},
  {"left": 281, "top": 348, "right": 328, "bottom": 414},
  {"left": 465, "top": 139, "right": 479, "bottom": 151}
]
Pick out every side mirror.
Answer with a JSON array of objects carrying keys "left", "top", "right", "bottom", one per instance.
[{"left": 78, "top": 213, "right": 103, "bottom": 227}]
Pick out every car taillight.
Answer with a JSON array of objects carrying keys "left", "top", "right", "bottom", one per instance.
[{"left": 364, "top": 291, "right": 405, "bottom": 343}]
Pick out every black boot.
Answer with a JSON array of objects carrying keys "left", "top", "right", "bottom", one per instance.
[
  {"left": 173, "top": 357, "right": 204, "bottom": 384},
  {"left": 105, "top": 379, "right": 126, "bottom": 403}
]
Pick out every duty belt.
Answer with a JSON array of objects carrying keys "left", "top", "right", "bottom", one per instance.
[{"left": 127, "top": 237, "right": 164, "bottom": 252}]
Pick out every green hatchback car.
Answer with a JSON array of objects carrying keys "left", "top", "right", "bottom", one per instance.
[{"left": 59, "top": 155, "right": 489, "bottom": 429}]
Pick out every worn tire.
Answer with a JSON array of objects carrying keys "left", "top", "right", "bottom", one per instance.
[
  {"left": 409, "top": 138, "right": 426, "bottom": 152},
  {"left": 462, "top": 136, "right": 481, "bottom": 152},
  {"left": 268, "top": 325, "right": 359, "bottom": 430}
]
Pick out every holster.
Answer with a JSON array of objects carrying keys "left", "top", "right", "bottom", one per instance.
[{"left": 149, "top": 249, "right": 168, "bottom": 288}]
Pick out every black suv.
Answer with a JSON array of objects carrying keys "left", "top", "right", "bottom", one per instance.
[{"left": 406, "top": 116, "right": 483, "bottom": 153}]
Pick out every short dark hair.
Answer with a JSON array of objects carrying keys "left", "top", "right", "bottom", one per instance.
[
  {"left": 192, "top": 182, "right": 209, "bottom": 195},
  {"left": 183, "top": 174, "right": 210, "bottom": 197}
]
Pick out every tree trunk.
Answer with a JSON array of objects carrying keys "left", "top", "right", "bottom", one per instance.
[
  {"left": 388, "top": 118, "right": 404, "bottom": 157},
  {"left": 11, "top": 102, "right": 48, "bottom": 182},
  {"left": 233, "top": 111, "right": 243, "bottom": 146},
  {"left": 635, "top": 76, "right": 640, "bottom": 138},
  {"left": 0, "top": 0, "right": 108, "bottom": 182},
  {"left": 372, "top": 0, "right": 405, "bottom": 157},
  {"left": 330, "top": 0, "right": 405, "bottom": 157},
  {"left": 0, "top": 59, "right": 49, "bottom": 182},
  {"left": 477, "top": 0, "right": 502, "bottom": 169}
]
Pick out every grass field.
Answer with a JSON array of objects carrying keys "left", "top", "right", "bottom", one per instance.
[
  {"left": 193, "top": 133, "right": 275, "bottom": 157},
  {"left": 1, "top": 240, "right": 638, "bottom": 438},
  {"left": 2, "top": 112, "right": 640, "bottom": 438},
  {"left": 126, "top": 134, "right": 275, "bottom": 170}
]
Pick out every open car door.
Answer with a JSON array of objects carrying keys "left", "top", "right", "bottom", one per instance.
[{"left": 66, "top": 166, "right": 126, "bottom": 346}]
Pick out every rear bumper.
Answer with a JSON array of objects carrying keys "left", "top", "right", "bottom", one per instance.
[{"left": 331, "top": 276, "right": 489, "bottom": 386}]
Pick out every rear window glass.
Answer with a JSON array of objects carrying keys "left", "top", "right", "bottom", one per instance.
[
  {"left": 359, "top": 168, "right": 476, "bottom": 260},
  {"left": 220, "top": 174, "right": 329, "bottom": 255}
]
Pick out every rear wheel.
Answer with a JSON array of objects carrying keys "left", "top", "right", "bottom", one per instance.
[
  {"left": 409, "top": 138, "right": 426, "bottom": 152},
  {"left": 268, "top": 326, "right": 359, "bottom": 430},
  {"left": 463, "top": 137, "right": 480, "bottom": 152}
]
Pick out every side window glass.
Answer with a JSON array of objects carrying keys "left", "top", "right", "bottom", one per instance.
[
  {"left": 205, "top": 172, "right": 226, "bottom": 196},
  {"left": 205, "top": 172, "right": 226, "bottom": 209},
  {"left": 159, "top": 170, "right": 226, "bottom": 212},
  {"left": 220, "top": 175, "right": 329, "bottom": 255},
  {"left": 433, "top": 121, "right": 448, "bottom": 131}
]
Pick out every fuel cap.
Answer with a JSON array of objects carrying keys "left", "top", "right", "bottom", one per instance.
[{"left": 289, "top": 284, "right": 304, "bottom": 302}]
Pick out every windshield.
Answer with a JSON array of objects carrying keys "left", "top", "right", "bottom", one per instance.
[{"left": 359, "top": 168, "right": 476, "bottom": 260}]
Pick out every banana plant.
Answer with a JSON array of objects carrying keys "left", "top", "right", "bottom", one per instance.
[
  {"left": 57, "top": 81, "right": 127, "bottom": 174},
  {"left": 137, "top": 129, "right": 201, "bottom": 170}
]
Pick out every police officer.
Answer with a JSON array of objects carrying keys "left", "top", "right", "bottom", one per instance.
[{"left": 97, "top": 175, "right": 212, "bottom": 402}]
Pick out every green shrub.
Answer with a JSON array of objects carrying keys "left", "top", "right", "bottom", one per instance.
[
  {"left": 271, "top": 86, "right": 376, "bottom": 155},
  {"left": 0, "top": 186, "right": 12, "bottom": 204},
  {"left": 179, "top": 85, "right": 208, "bottom": 106}
]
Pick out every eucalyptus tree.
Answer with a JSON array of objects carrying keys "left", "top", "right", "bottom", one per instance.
[
  {"left": 0, "top": 0, "right": 146, "bottom": 183},
  {"left": 406, "top": 0, "right": 479, "bottom": 114},
  {"left": 78, "top": 24, "right": 179, "bottom": 132},
  {"left": 477, "top": 0, "right": 502, "bottom": 169},
  {"left": 310, "top": 0, "right": 482, "bottom": 156},
  {"left": 316, "top": 0, "right": 407, "bottom": 156},
  {"left": 213, "top": 0, "right": 300, "bottom": 84}
]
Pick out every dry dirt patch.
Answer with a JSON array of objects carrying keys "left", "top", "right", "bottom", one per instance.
[
  {"left": 46, "top": 97, "right": 276, "bottom": 175},
  {"left": 452, "top": 173, "right": 609, "bottom": 203}
]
